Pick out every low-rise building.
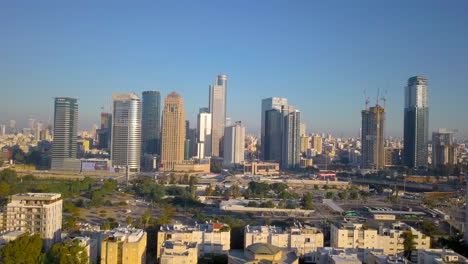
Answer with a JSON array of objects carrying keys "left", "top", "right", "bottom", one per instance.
[
  {"left": 159, "top": 240, "right": 198, "bottom": 264},
  {"left": 0, "top": 230, "right": 25, "bottom": 248},
  {"left": 243, "top": 161, "right": 280, "bottom": 175},
  {"left": 173, "top": 159, "right": 210, "bottom": 173},
  {"left": 244, "top": 225, "right": 323, "bottom": 257},
  {"left": 373, "top": 214, "right": 396, "bottom": 221},
  {"left": 228, "top": 243, "right": 298, "bottom": 264},
  {"left": 314, "top": 247, "right": 362, "bottom": 264},
  {"left": 157, "top": 223, "right": 230, "bottom": 260},
  {"left": 331, "top": 222, "right": 430, "bottom": 255},
  {"left": 3, "top": 193, "right": 62, "bottom": 248},
  {"left": 367, "top": 252, "right": 408, "bottom": 264},
  {"left": 101, "top": 227, "right": 146, "bottom": 264},
  {"left": 311, "top": 247, "right": 387, "bottom": 264},
  {"left": 417, "top": 249, "right": 468, "bottom": 264}
]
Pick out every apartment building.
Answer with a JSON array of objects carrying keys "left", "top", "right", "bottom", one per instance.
[
  {"left": 244, "top": 225, "right": 324, "bottom": 257},
  {"left": 331, "top": 222, "right": 430, "bottom": 254},
  {"left": 416, "top": 249, "right": 468, "bottom": 264},
  {"left": 3, "top": 193, "right": 62, "bottom": 248},
  {"left": 101, "top": 227, "right": 147, "bottom": 264},
  {"left": 159, "top": 241, "right": 198, "bottom": 264},
  {"left": 157, "top": 223, "right": 230, "bottom": 259}
]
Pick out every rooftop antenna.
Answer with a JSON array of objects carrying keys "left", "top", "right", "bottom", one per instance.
[{"left": 376, "top": 88, "right": 380, "bottom": 107}]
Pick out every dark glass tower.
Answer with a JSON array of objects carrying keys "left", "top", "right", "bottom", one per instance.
[
  {"left": 403, "top": 76, "right": 429, "bottom": 169},
  {"left": 142, "top": 91, "right": 161, "bottom": 155},
  {"left": 51, "top": 97, "right": 78, "bottom": 170}
]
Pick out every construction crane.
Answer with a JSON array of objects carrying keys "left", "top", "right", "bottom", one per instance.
[
  {"left": 363, "top": 89, "right": 370, "bottom": 110},
  {"left": 380, "top": 90, "right": 388, "bottom": 109}
]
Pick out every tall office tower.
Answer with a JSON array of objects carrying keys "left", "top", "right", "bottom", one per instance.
[
  {"left": 101, "top": 112, "right": 111, "bottom": 129},
  {"left": 4, "top": 193, "right": 62, "bottom": 249},
  {"left": 432, "top": 129, "right": 457, "bottom": 167},
  {"left": 34, "top": 121, "right": 43, "bottom": 140},
  {"left": 51, "top": 97, "right": 78, "bottom": 170},
  {"left": 300, "top": 135, "right": 310, "bottom": 153},
  {"left": 28, "top": 118, "right": 36, "bottom": 130},
  {"left": 223, "top": 121, "right": 245, "bottom": 167},
  {"left": 261, "top": 97, "right": 288, "bottom": 159},
  {"left": 141, "top": 91, "right": 161, "bottom": 155},
  {"left": 197, "top": 111, "right": 212, "bottom": 158},
  {"left": 111, "top": 94, "right": 142, "bottom": 173},
  {"left": 0, "top": 124, "right": 5, "bottom": 136},
  {"left": 209, "top": 74, "right": 228, "bottom": 157},
  {"left": 264, "top": 108, "right": 284, "bottom": 162},
  {"left": 300, "top": 123, "right": 307, "bottom": 136},
  {"left": 404, "top": 76, "right": 429, "bottom": 168},
  {"left": 282, "top": 107, "right": 301, "bottom": 169},
  {"left": 184, "top": 120, "right": 196, "bottom": 160},
  {"left": 361, "top": 105, "right": 385, "bottom": 170},
  {"left": 188, "top": 128, "right": 197, "bottom": 158},
  {"left": 98, "top": 112, "right": 112, "bottom": 150},
  {"left": 161, "top": 92, "right": 186, "bottom": 171},
  {"left": 9, "top": 120, "right": 16, "bottom": 134},
  {"left": 311, "top": 135, "right": 323, "bottom": 154}
]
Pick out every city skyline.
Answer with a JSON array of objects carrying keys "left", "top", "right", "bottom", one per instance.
[{"left": 1, "top": 1, "right": 468, "bottom": 138}]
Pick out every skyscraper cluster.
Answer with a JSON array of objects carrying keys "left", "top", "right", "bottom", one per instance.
[
  {"left": 48, "top": 74, "right": 454, "bottom": 174},
  {"left": 359, "top": 76, "right": 432, "bottom": 171},
  {"left": 49, "top": 74, "right": 246, "bottom": 172},
  {"left": 260, "top": 98, "right": 301, "bottom": 170}
]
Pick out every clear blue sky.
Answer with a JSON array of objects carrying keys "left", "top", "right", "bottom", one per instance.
[{"left": 1, "top": 0, "right": 467, "bottom": 138}]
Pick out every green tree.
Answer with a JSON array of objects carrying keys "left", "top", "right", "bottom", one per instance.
[
  {"left": 349, "top": 191, "right": 359, "bottom": 200},
  {"left": 205, "top": 185, "right": 214, "bottom": 196},
  {"left": 45, "top": 240, "right": 89, "bottom": 264},
  {"left": 326, "top": 192, "right": 335, "bottom": 199},
  {"left": 338, "top": 192, "right": 348, "bottom": 200},
  {"left": 126, "top": 216, "right": 133, "bottom": 226},
  {"left": 302, "top": 193, "right": 314, "bottom": 210},
  {"left": 0, "top": 234, "right": 43, "bottom": 264},
  {"left": 142, "top": 209, "right": 152, "bottom": 228},
  {"left": 0, "top": 169, "right": 18, "bottom": 185},
  {"left": 403, "top": 231, "right": 416, "bottom": 258},
  {"left": 189, "top": 175, "right": 197, "bottom": 186},
  {"left": 403, "top": 231, "right": 416, "bottom": 259},
  {"left": 229, "top": 185, "right": 241, "bottom": 198},
  {"left": 0, "top": 182, "right": 11, "bottom": 197}
]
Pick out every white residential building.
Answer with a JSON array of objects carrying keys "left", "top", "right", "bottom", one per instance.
[
  {"left": 244, "top": 225, "right": 324, "bottom": 257},
  {"left": 417, "top": 249, "right": 468, "bottom": 264},
  {"left": 331, "top": 222, "right": 430, "bottom": 255},
  {"left": 159, "top": 240, "right": 198, "bottom": 264},
  {"left": 157, "top": 223, "right": 230, "bottom": 259},
  {"left": 4, "top": 193, "right": 62, "bottom": 248}
]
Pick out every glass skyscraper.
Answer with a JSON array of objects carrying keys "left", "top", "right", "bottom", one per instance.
[
  {"left": 263, "top": 104, "right": 301, "bottom": 169},
  {"left": 111, "top": 93, "right": 142, "bottom": 172},
  {"left": 51, "top": 97, "right": 78, "bottom": 170},
  {"left": 209, "top": 75, "right": 228, "bottom": 157},
  {"left": 142, "top": 91, "right": 161, "bottom": 155},
  {"left": 403, "top": 76, "right": 429, "bottom": 169},
  {"left": 261, "top": 97, "right": 288, "bottom": 159}
]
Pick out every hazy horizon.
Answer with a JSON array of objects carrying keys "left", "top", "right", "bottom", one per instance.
[{"left": 1, "top": 0, "right": 467, "bottom": 138}]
